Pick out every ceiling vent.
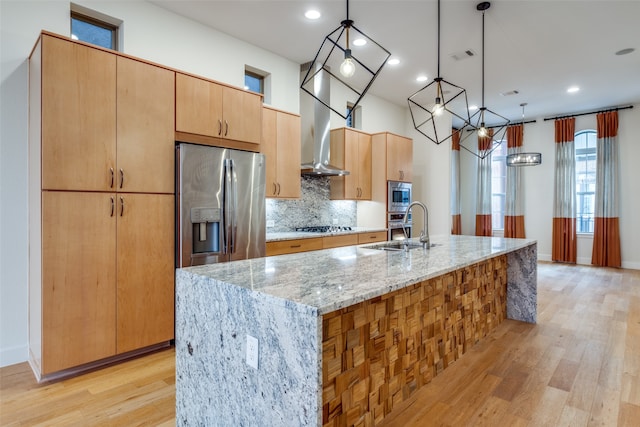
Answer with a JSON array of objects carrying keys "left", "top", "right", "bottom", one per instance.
[{"left": 450, "top": 49, "right": 476, "bottom": 61}]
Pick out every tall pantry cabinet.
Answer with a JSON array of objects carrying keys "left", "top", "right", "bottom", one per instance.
[{"left": 29, "top": 33, "right": 175, "bottom": 379}]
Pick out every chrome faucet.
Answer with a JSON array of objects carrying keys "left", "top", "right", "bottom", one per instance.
[{"left": 403, "top": 201, "right": 430, "bottom": 249}]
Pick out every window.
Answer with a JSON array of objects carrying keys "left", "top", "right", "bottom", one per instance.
[
  {"left": 346, "top": 103, "right": 362, "bottom": 129},
  {"left": 346, "top": 103, "right": 355, "bottom": 128},
  {"left": 491, "top": 141, "right": 507, "bottom": 230},
  {"left": 244, "top": 71, "right": 264, "bottom": 94},
  {"left": 70, "top": 10, "right": 119, "bottom": 50},
  {"left": 575, "top": 130, "right": 597, "bottom": 233}
]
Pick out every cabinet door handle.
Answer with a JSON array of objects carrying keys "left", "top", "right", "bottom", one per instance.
[
  {"left": 277, "top": 183, "right": 281, "bottom": 196},
  {"left": 218, "top": 119, "right": 222, "bottom": 136},
  {"left": 272, "top": 183, "right": 277, "bottom": 195},
  {"left": 110, "top": 197, "right": 115, "bottom": 217},
  {"left": 400, "top": 170, "right": 404, "bottom": 180},
  {"left": 110, "top": 168, "right": 114, "bottom": 188},
  {"left": 290, "top": 244, "right": 301, "bottom": 248},
  {"left": 119, "top": 169, "right": 124, "bottom": 189},
  {"left": 224, "top": 120, "right": 229, "bottom": 136},
  {"left": 120, "top": 197, "right": 124, "bottom": 217}
]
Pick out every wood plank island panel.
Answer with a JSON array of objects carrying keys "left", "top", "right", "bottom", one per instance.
[{"left": 321, "top": 256, "right": 507, "bottom": 427}]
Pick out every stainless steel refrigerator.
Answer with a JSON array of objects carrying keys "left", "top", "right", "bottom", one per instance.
[{"left": 176, "top": 143, "right": 266, "bottom": 267}]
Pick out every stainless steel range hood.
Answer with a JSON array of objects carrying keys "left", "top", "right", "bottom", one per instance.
[{"left": 300, "top": 62, "right": 350, "bottom": 176}]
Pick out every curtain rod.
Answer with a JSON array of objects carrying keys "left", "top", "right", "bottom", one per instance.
[
  {"left": 543, "top": 105, "right": 634, "bottom": 121},
  {"left": 463, "top": 119, "right": 536, "bottom": 132}
]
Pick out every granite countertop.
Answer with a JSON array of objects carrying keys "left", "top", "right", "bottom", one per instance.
[
  {"left": 178, "top": 234, "right": 536, "bottom": 316},
  {"left": 266, "top": 227, "right": 387, "bottom": 242}
]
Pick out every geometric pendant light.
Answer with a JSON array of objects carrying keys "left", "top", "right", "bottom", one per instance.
[
  {"left": 300, "top": 0, "right": 391, "bottom": 121},
  {"left": 407, "top": 0, "right": 472, "bottom": 145},
  {"left": 459, "top": 1, "right": 510, "bottom": 159}
]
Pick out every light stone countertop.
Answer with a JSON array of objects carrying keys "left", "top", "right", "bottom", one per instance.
[
  {"left": 266, "top": 227, "right": 387, "bottom": 242},
  {"left": 178, "top": 234, "right": 537, "bottom": 315}
]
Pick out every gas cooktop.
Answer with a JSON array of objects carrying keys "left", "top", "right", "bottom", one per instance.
[{"left": 295, "top": 226, "right": 353, "bottom": 233}]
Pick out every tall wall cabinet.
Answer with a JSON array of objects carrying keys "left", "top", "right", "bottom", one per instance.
[
  {"left": 261, "top": 106, "right": 301, "bottom": 198},
  {"left": 330, "top": 128, "right": 372, "bottom": 200},
  {"left": 29, "top": 33, "right": 175, "bottom": 380}
]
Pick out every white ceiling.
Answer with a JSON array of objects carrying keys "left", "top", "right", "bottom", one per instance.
[{"left": 150, "top": 0, "right": 640, "bottom": 123}]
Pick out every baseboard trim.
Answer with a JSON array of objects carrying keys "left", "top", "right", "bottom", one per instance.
[{"left": 35, "top": 341, "right": 173, "bottom": 383}]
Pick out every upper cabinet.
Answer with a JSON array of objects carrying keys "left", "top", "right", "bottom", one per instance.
[
  {"left": 330, "top": 128, "right": 372, "bottom": 200},
  {"left": 262, "top": 106, "right": 301, "bottom": 199},
  {"left": 176, "top": 73, "right": 262, "bottom": 148},
  {"left": 117, "top": 57, "right": 175, "bottom": 194},
  {"left": 39, "top": 35, "right": 175, "bottom": 194},
  {"left": 41, "top": 35, "right": 117, "bottom": 192},
  {"left": 373, "top": 132, "right": 413, "bottom": 182}
]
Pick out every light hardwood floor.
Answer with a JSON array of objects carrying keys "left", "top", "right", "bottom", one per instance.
[{"left": 1, "top": 262, "right": 639, "bottom": 426}]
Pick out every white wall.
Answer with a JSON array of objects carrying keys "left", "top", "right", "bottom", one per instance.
[
  {"left": 460, "top": 105, "right": 640, "bottom": 270},
  {"left": 0, "top": 0, "right": 410, "bottom": 366}
]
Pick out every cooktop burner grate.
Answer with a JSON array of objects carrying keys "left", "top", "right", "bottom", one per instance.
[{"left": 295, "top": 226, "right": 353, "bottom": 233}]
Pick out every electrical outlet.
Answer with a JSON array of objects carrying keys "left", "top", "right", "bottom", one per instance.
[
  {"left": 246, "top": 335, "right": 258, "bottom": 369},
  {"left": 266, "top": 220, "right": 275, "bottom": 228}
]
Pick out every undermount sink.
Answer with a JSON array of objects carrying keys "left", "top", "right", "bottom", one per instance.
[{"left": 367, "top": 241, "right": 429, "bottom": 251}]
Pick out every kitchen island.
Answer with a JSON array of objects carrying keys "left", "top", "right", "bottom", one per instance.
[{"left": 175, "top": 235, "right": 536, "bottom": 426}]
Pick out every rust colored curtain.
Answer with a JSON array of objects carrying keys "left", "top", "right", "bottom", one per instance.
[
  {"left": 592, "top": 111, "right": 621, "bottom": 267},
  {"left": 451, "top": 129, "right": 462, "bottom": 235},
  {"left": 552, "top": 118, "right": 577, "bottom": 263},
  {"left": 476, "top": 130, "right": 493, "bottom": 236},
  {"left": 504, "top": 124, "right": 526, "bottom": 238}
]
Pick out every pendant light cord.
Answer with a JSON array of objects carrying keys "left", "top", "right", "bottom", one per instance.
[
  {"left": 437, "top": 0, "right": 441, "bottom": 77},
  {"left": 481, "top": 10, "right": 485, "bottom": 109}
]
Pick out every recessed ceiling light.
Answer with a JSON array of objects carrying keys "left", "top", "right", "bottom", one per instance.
[
  {"left": 353, "top": 38, "right": 366, "bottom": 46},
  {"left": 304, "top": 10, "right": 321, "bottom": 20},
  {"left": 615, "top": 48, "right": 635, "bottom": 56},
  {"left": 468, "top": 105, "right": 478, "bottom": 111},
  {"left": 387, "top": 58, "right": 400, "bottom": 65},
  {"left": 416, "top": 75, "right": 428, "bottom": 82},
  {"left": 567, "top": 86, "right": 580, "bottom": 93}
]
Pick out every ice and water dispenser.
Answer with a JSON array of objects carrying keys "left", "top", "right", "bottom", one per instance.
[{"left": 190, "top": 207, "right": 221, "bottom": 255}]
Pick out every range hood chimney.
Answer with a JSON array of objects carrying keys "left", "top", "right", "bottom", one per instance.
[{"left": 300, "top": 61, "right": 350, "bottom": 176}]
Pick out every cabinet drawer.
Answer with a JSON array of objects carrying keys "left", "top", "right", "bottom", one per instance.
[
  {"left": 358, "top": 231, "right": 387, "bottom": 244},
  {"left": 266, "top": 238, "right": 323, "bottom": 256},
  {"left": 323, "top": 234, "right": 359, "bottom": 249}
]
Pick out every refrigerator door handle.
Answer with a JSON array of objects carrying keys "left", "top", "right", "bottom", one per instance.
[{"left": 224, "top": 158, "right": 237, "bottom": 254}]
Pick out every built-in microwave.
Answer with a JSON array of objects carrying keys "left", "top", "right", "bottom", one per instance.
[{"left": 387, "top": 181, "right": 412, "bottom": 213}]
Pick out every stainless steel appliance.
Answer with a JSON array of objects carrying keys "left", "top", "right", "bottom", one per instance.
[
  {"left": 176, "top": 143, "right": 266, "bottom": 267},
  {"left": 387, "top": 181, "right": 412, "bottom": 240},
  {"left": 388, "top": 181, "right": 412, "bottom": 213},
  {"left": 388, "top": 212, "right": 412, "bottom": 241}
]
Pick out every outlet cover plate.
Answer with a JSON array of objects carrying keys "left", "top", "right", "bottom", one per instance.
[{"left": 246, "top": 335, "right": 258, "bottom": 369}]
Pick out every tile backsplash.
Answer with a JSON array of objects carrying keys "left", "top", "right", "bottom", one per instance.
[{"left": 266, "top": 176, "right": 356, "bottom": 232}]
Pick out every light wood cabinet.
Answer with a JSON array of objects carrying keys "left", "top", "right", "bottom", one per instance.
[
  {"left": 117, "top": 57, "right": 175, "bottom": 194},
  {"left": 176, "top": 72, "right": 262, "bottom": 146},
  {"left": 330, "top": 128, "right": 372, "bottom": 200},
  {"left": 266, "top": 231, "right": 387, "bottom": 256},
  {"left": 262, "top": 107, "right": 301, "bottom": 198},
  {"left": 384, "top": 133, "right": 413, "bottom": 182},
  {"left": 41, "top": 191, "right": 117, "bottom": 374},
  {"left": 266, "top": 238, "right": 323, "bottom": 256},
  {"left": 323, "top": 234, "right": 359, "bottom": 249},
  {"left": 357, "top": 231, "right": 387, "bottom": 244},
  {"left": 30, "top": 33, "right": 175, "bottom": 379},
  {"left": 41, "top": 35, "right": 116, "bottom": 191},
  {"left": 116, "top": 194, "right": 175, "bottom": 354},
  {"left": 39, "top": 37, "right": 175, "bottom": 194}
]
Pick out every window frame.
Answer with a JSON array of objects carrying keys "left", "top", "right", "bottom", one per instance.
[
  {"left": 490, "top": 140, "right": 507, "bottom": 231},
  {"left": 70, "top": 10, "right": 119, "bottom": 51},
  {"left": 244, "top": 70, "right": 264, "bottom": 95},
  {"left": 575, "top": 129, "right": 597, "bottom": 234}
]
